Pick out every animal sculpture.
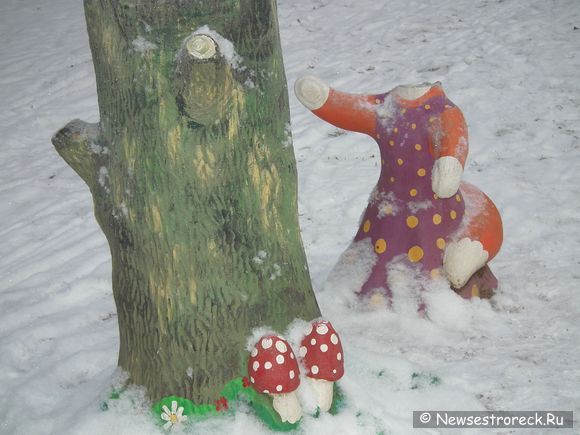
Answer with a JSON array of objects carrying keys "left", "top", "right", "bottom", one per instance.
[{"left": 295, "top": 76, "right": 503, "bottom": 299}]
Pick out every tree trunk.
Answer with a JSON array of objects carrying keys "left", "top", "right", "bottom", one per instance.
[{"left": 52, "top": 0, "right": 320, "bottom": 404}]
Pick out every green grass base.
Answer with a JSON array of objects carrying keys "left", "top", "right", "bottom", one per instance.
[{"left": 101, "top": 377, "right": 346, "bottom": 431}]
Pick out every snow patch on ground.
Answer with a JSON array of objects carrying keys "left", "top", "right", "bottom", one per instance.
[{"left": 323, "top": 238, "right": 377, "bottom": 308}]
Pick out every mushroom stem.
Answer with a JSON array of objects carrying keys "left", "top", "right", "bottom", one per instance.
[
  {"left": 271, "top": 392, "right": 302, "bottom": 424},
  {"left": 308, "top": 377, "right": 334, "bottom": 412}
]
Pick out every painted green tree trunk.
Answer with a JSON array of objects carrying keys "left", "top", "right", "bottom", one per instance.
[{"left": 52, "top": 0, "right": 320, "bottom": 404}]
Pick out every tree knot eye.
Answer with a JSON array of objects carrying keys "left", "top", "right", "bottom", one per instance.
[{"left": 185, "top": 34, "right": 217, "bottom": 60}]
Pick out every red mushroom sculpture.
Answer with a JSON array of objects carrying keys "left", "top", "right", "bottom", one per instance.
[
  {"left": 299, "top": 320, "right": 344, "bottom": 412},
  {"left": 248, "top": 335, "right": 302, "bottom": 423}
]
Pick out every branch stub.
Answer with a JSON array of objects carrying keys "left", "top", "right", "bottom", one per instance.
[{"left": 185, "top": 34, "right": 217, "bottom": 60}]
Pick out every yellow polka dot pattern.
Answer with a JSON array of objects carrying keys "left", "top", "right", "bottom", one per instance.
[
  {"left": 408, "top": 246, "right": 424, "bottom": 263},
  {"left": 375, "top": 239, "right": 387, "bottom": 254},
  {"left": 406, "top": 216, "right": 419, "bottom": 229},
  {"left": 369, "top": 111, "right": 466, "bottom": 276},
  {"left": 363, "top": 219, "right": 371, "bottom": 233}
]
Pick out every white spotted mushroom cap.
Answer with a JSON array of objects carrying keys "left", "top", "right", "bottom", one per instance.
[
  {"left": 247, "top": 335, "right": 300, "bottom": 394},
  {"left": 299, "top": 320, "right": 344, "bottom": 382}
]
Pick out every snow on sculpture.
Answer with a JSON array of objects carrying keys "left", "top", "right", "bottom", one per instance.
[{"left": 295, "top": 76, "right": 503, "bottom": 300}]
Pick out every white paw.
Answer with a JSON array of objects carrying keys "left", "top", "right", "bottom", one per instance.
[
  {"left": 443, "top": 238, "right": 488, "bottom": 289},
  {"left": 431, "top": 156, "right": 463, "bottom": 198},
  {"left": 294, "top": 75, "right": 330, "bottom": 110}
]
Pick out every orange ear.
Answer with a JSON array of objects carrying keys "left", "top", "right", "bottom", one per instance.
[{"left": 312, "top": 89, "right": 378, "bottom": 136}]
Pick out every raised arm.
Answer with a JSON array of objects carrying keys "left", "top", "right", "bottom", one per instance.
[
  {"left": 294, "top": 75, "right": 378, "bottom": 136},
  {"left": 429, "top": 105, "right": 469, "bottom": 198}
]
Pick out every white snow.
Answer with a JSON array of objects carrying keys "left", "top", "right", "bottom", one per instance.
[
  {"left": 269, "top": 263, "right": 282, "bottom": 281},
  {"left": 375, "top": 191, "right": 401, "bottom": 218},
  {"left": 253, "top": 250, "right": 268, "bottom": 265},
  {"left": 98, "top": 166, "right": 110, "bottom": 192},
  {"left": 132, "top": 36, "right": 158, "bottom": 54},
  {"left": 1, "top": 0, "right": 580, "bottom": 434},
  {"left": 408, "top": 200, "right": 433, "bottom": 214}
]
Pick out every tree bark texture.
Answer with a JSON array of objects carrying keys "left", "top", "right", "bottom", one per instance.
[{"left": 53, "top": 0, "right": 320, "bottom": 403}]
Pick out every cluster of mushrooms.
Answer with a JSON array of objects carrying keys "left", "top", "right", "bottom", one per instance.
[{"left": 247, "top": 320, "right": 344, "bottom": 423}]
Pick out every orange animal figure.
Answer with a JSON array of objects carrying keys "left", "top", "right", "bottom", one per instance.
[{"left": 295, "top": 76, "right": 503, "bottom": 299}]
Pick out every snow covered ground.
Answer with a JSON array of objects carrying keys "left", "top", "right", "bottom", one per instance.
[{"left": 1, "top": 0, "right": 579, "bottom": 433}]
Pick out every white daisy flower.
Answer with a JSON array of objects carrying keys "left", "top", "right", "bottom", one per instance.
[{"left": 160, "top": 400, "right": 188, "bottom": 430}]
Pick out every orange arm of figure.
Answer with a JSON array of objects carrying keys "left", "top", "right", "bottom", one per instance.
[
  {"left": 430, "top": 106, "right": 469, "bottom": 166},
  {"left": 311, "top": 89, "right": 378, "bottom": 136}
]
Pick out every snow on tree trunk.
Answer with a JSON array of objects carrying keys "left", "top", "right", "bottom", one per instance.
[{"left": 52, "top": 0, "right": 320, "bottom": 404}]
